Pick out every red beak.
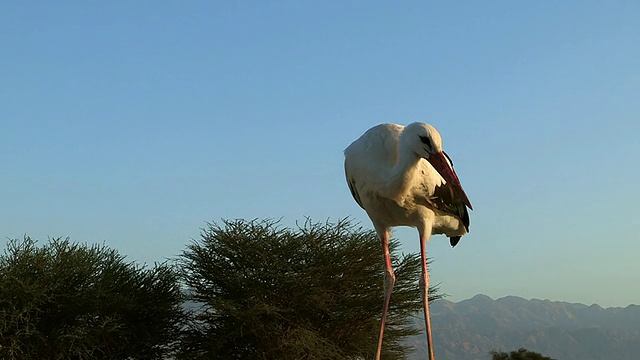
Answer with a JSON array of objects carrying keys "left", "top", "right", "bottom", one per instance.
[{"left": 428, "top": 152, "right": 473, "bottom": 210}]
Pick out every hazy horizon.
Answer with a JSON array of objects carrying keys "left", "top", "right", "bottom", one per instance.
[
  {"left": 436, "top": 293, "right": 639, "bottom": 309},
  {"left": 2, "top": 2, "right": 639, "bottom": 308}
]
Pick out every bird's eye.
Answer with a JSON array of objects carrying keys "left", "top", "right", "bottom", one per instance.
[{"left": 419, "top": 135, "right": 432, "bottom": 150}]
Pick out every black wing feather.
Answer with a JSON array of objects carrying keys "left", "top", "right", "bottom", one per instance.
[
  {"left": 429, "top": 151, "right": 470, "bottom": 247},
  {"left": 347, "top": 178, "right": 364, "bottom": 210},
  {"left": 344, "top": 161, "right": 364, "bottom": 209},
  {"left": 430, "top": 182, "right": 470, "bottom": 231}
]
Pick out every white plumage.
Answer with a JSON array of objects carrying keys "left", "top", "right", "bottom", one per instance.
[{"left": 344, "top": 122, "right": 472, "bottom": 360}]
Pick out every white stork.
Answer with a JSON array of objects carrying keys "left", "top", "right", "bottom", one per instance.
[{"left": 344, "top": 122, "right": 473, "bottom": 360}]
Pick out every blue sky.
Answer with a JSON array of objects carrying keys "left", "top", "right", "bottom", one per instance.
[{"left": 2, "top": 1, "right": 639, "bottom": 308}]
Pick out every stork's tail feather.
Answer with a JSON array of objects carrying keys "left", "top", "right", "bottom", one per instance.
[{"left": 449, "top": 236, "right": 461, "bottom": 247}]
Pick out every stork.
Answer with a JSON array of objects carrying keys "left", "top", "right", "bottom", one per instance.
[{"left": 344, "top": 122, "right": 473, "bottom": 360}]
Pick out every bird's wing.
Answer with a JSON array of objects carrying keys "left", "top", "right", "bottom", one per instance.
[
  {"left": 344, "top": 165, "right": 364, "bottom": 209},
  {"left": 426, "top": 151, "right": 470, "bottom": 231},
  {"left": 414, "top": 151, "right": 470, "bottom": 243},
  {"left": 430, "top": 178, "right": 470, "bottom": 232}
]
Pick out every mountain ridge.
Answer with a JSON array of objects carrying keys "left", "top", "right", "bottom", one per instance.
[{"left": 406, "top": 294, "right": 640, "bottom": 360}]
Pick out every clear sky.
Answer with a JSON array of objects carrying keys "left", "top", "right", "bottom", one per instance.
[{"left": 2, "top": 1, "right": 639, "bottom": 308}]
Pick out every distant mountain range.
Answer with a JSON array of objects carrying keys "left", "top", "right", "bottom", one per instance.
[{"left": 405, "top": 294, "right": 640, "bottom": 360}]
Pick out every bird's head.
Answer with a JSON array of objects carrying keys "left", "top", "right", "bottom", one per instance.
[{"left": 405, "top": 122, "right": 473, "bottom": 210}]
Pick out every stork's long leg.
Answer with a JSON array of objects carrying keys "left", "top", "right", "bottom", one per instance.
[
  {"left": 420, "top": 235, "right": 435, "bottom": 360},
  {"left": 375, "top": 230, "right": 395, "bottom": 360}
]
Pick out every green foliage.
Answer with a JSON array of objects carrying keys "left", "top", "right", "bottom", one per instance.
[
  {"left": 179, "top": 218, "right": 441, "bottom": 360},
  {"left": 490, "top": 348, "right": 556, "bottom": 360},
  {"left": 0, "top": 237, "right": 185, "bottom": 360}
]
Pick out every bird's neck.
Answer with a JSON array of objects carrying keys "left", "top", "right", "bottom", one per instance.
[{"left": 386, "top": 149, "right": 420, "bottom": 199}]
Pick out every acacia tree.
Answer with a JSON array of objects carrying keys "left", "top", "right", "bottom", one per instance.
[
  {"left": 490, "top": 348, "right": 556, "bottom": 360},
  {"left": 179, "top": 218, "right": 442, "bottom": 360},
  {"left": 0, "top": 237, "right": 185, "bottom": 360}
]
